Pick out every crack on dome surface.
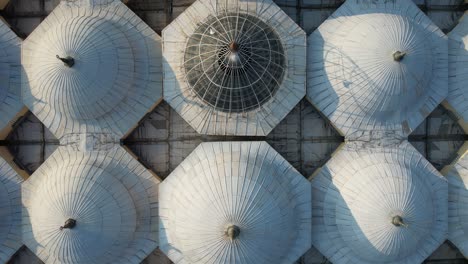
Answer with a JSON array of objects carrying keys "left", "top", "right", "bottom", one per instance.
[{"left": 184, "top": 12, "right": 286, "bottom": 113}]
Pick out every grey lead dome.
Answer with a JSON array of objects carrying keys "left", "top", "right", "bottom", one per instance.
[
  {"left": 0, "top": 18, "right": 22, "bottom": 132},
  {"left": 159, "top": 141, "right": 311, "bottom": 264},
  {"left": 447, "top": 152, "right": 468, "bottom": 258},
  {"left": 21, "top": 146, "right": 160, "bottom": 264},
  {"left": 185, "top": 12, "right": 286, "bottom": 113},
  {"left": 311, "top": 142, "right": 448, "bottom": 264},
  {"left": 21, "top": 0, "right": 162, "bottom": 139},
  {"left": 0, "top": 158, "right": 23, "bottom": 263},
  {"left": 307, "top": 0, "right": 448, "bottom": 138}
]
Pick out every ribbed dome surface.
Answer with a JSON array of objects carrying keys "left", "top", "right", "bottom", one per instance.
[
  {"left": 0, "top": 19, "right": 22, "bottom": 131},
  {"left": 447, "top": 12, "right": 468, "bottom": 123},
  {"left": 27, "top": 16, "right": 131, "bottom": 120},
  {"left": 307, "top": 0, "right": 448, "bottom": 138},
  {"left": 311, "top": 142, "right": 447, "bottom": 264},
  {"left": 447, "top": 153, "right": 468, "bottom": 257},
  {"left": 22, "top": 146, "right": 160, "bottom": 264},
  {"left": 163, "top": 0, "right": 306, "bottom": 135},
  {"left": 159, "top": 141, "right": 311, "bottom": 264},
  {"left": 22, "top": 0, "right": 162, "bottom": 139},
  {"left": 0, "top": 157, "right": 23, "bottom": 262}
]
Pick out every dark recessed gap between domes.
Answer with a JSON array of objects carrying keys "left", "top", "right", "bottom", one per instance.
[
  {"left": 0, "top": 111, "right": 59, "bottom": 176},
  {"left": 408, "top": 105, "right": 468, "bottom": 171},
  {"left": 122, "top": 99, "right": 344, "bottom": 179}
]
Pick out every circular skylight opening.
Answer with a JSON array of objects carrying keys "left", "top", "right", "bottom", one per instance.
[{"left": 184, "top": 12, "right": 286, "bottom": 113}]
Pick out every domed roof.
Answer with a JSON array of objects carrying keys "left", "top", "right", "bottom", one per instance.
[
  {"left": 311, "top": 142, "right": 448, "bottom": 264},
  {"left": 447, "top": 12, "right": 468, "bottom": 125},
  {"left": 163, "top": 0, "right": 306, "bottom": 136},
  {"left": 447, "top": 151, "right": 468, "bottom": 257},
  {"left": 0, "top": 19, "right": 22, "bottom": 132},
  {"left": 21, "top": 0, "right": 162, "bottom": 139},
  {"left": 0, "top": 157, "right": 23, "bottom": 262},
  {"left": 159, "top": 141, "right": 311, "bottom": 264},
  {"left": 184, "top": 12, "right": 286, "bottom": 113},
  {"left": 307, "top": 0, "right": 448, "bottom": 139},
  {"left": 22, "top": 146, "right": 160, "bottom": 264}
]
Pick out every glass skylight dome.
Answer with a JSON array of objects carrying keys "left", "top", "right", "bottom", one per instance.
[
  {"left": 184, "top": 12, "right": 286, "bottom": 113},
  {"left": 163, "top": 0, "right": 306, "bottom": 136}
]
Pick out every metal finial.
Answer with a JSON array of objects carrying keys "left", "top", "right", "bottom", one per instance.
[
  {"left": 225, "top": 225, "right": 240, "bottom": 240},
  {"left": 391, "top": 215, "right": 407, "bottom": 227},
  {"left": 393, "top": 51, "right": 406, "bottom": 62},
  {"left": 56, "top": 55, "right": 75, "bottom": 67},
  {"left": 60, "top": 218, "right": 77, "bottom": 230},
  {"left": 229, "top": 42, "right": 240, "bottom": 52}
]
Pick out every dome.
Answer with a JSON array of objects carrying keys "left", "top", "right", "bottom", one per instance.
[
  {"left": 0, "top": 157, "right": 23, "bottom": 262},
  {"left": 159, "top": 141, "right": 311, "bottom": 264},
  {"left": 0, "top": 19, "right": 22, "bottom": 132},
  {"left": 22, "top": 146, "right": 160, "bottom": 264},
  {"left": 184, "top": 12, "right": 285, "bottom": 113},
  {"left": 447, "top": 12, "right": 468, "bottom": 125},
  {"left": 22, "top": 0, "right": 162, "bottom": 139},
  {"left": 307, "top": 0, "right": 448, "bottom": 138},
  {"left": 163, "top": 0, "right": 306, "bottom": 135},
  {"left": 311, "top": 142, "right": 447, "bottom": 264},
  {"left": 447, "top": 152, "right": 468, "bottom": 257}
]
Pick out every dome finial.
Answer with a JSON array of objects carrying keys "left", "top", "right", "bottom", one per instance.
[
  {"left": 393, "top": 51, "right": 406, "bottom": 62},
  {"left": 226, "top": 225, "right": 240, "bottom": 240},
  {"left": 391, "top": 215, "right": 407, "bottom": 227},
  {"left": 229, "top": 42, "right": 239, "bottom": 52},
  {"left": 60, "top": 218, "right": 76, "bottom": 230},
  {"left": 56, "top": 55, "right": 75, "bottom": 67}
]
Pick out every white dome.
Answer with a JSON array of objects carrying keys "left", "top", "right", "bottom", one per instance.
[
  {"left": 311, "top": 142, "right": 447, "bottom": 264},
  {"left": 22, "top": 0, "right": 162, "bottom": 139},
  {"left": 307, "top": 0, "right": 448, "bottom": 138},
  {"left": 22, "top": 146, "right": 160, "bottom": 264},
  {"left": 447, "top": 152, "right": 468, "bottom": 257},
  {"left": 159, "top": 141, "right": 311, "bottom": 264},
  {"left": 0, "top": 19, "right": 22, "bottom": 132},
  {"left": 447, "top": 12, "right": 468, "bottom": 124},
  {"left": 163, "top": 0, "right": 306, "bottom": 136},
  {"left": 0, "top": 157, "right": 23, "bottom": 262}
]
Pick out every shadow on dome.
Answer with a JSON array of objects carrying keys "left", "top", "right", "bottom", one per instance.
[
  {"left": 162, "top": 55, "right": 208, "bottom": 111},
  {"left": 307, "top": 31, "right": 341, "bottom": 136},
  {"left": 311, "top": 161, "right": 447, "bottom": 264},
  {"left": 157, "top": 220, "right": 183, "bottom": 263},
  {"left": 20, "top": 0, "right": 164, "bottom": 140},
  {"left": 309, "top": 25, "right": 418, "bottom": 137},
  {"left": 307, "top": 4, "right": 448, "bottom": 138},
  {"left": 0, "top": 162, "right": 23, "bottom": 263}
]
